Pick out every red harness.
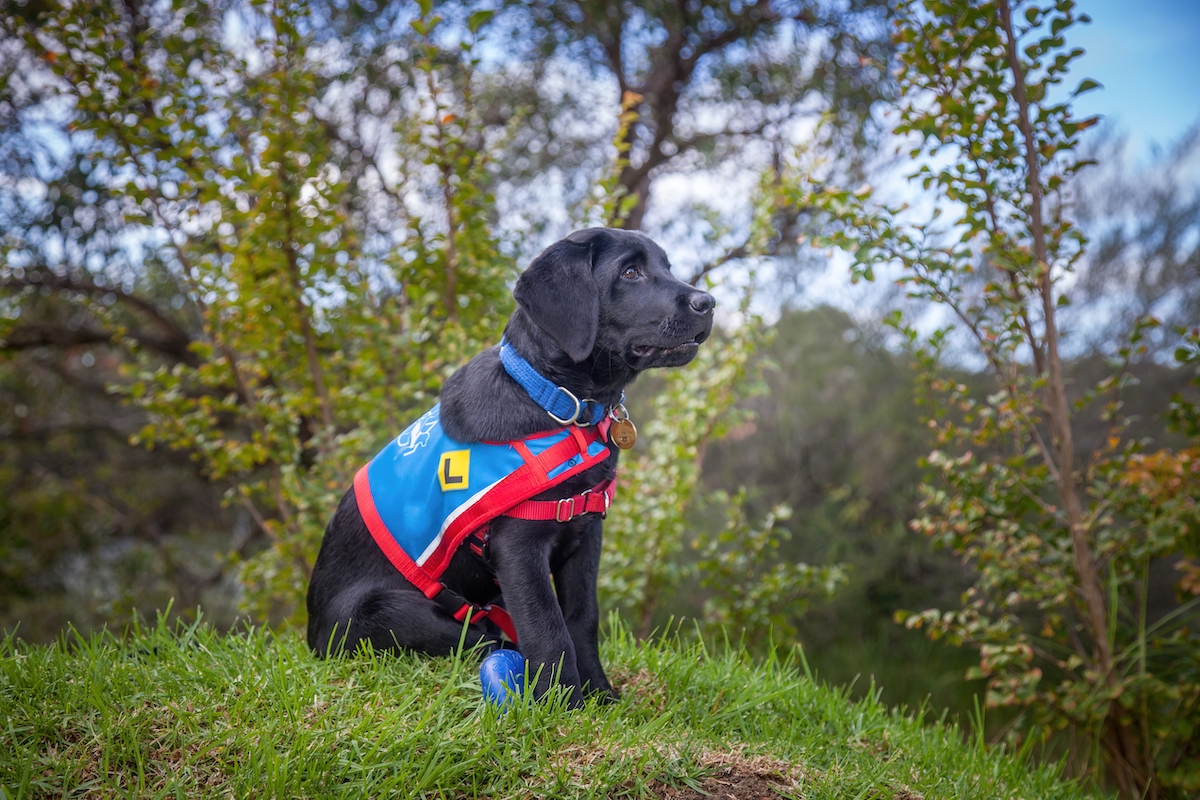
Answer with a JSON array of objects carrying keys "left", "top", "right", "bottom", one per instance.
[{"left": 354, "top": 417, "right": 616, "bottom": 644}]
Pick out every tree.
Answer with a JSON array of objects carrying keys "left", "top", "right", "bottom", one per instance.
[
  {"left": 1, "top": 0, "right": 244, "bottom": 635},
  {"left": 2, "top": 0, "right": 515, "bottom": 623},
  {"left": 485, "top": 0, "right": 894, "bottom": 266},
  {"left": 5, "top": 0, "right": 847, "bottom": 643},
  {"left": 793, "top": 0, "right": 1200, "bottom": 796}
]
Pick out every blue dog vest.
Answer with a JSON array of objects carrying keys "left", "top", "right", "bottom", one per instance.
[{"left": 354, "top": 402, "right": 614, "bottom": 639}]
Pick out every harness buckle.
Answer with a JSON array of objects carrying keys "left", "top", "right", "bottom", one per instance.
[
  {"left": 547, "top": 387, "right": 582, "bottom": 426},
  {"left": 555, "top": 495, "right": 579, "bottom": 523},
  {"left": 575, "top": 398, "right": 599, "bottom": 426}
]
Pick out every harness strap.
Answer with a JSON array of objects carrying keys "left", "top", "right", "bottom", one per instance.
[
  {"left": 355, "top": 464, "right": 444, "bottom": 599},
  {"left": 435, "top": 586, "right": 520, "bottom": 644},
  {"left": 466, "top": 605, "right": 519, "bottom": 644},
  {"left": 503, "top": 477, "right": 616, "bottom": 523},
  {"left": 418, "top": 429, "right": 606, "bottom": 578}
]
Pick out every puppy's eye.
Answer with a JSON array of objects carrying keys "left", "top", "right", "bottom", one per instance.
[{"left": 621, "top": 264, "right": 641, "bottom": 280}]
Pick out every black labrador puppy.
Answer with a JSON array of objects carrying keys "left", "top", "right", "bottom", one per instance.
[{"left": 306, "top": 227, "right": 714, "bottom": 706}]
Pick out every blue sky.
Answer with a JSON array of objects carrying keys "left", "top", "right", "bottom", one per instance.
[{"left": 1072, "top": 0, "right": 1200, "bottom": 156}]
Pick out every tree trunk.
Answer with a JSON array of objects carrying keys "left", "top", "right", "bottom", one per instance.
[{"left": 997, "top": 2, "right": 1152, "bottom": 795}]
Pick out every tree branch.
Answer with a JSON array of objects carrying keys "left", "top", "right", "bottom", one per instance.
[
  {"left": 687, "top": 242, "right": 749, "bottom": 287},
  {"left": 1, "top": 272, "right": 196, "bottom": 363},
  {"left": 999, "top": 0, "right": 1114, "bottom": 704}
]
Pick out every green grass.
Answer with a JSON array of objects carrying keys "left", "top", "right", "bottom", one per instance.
[{"left": 1, "top": 615, "right": 1103, "bottom": 799}]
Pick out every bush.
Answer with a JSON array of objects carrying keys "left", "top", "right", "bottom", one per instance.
[{"left": 792, "top": 1, "right": 1200, "bottom": 795}]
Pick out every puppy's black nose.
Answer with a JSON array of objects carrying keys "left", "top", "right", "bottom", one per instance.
[{"left": 689, "top": 291, "right": 715, "bottom": 316}]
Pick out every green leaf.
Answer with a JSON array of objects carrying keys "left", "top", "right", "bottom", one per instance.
[
  {"left": 467, "top": 9, "right": 494, "bottom": 34},
  {"left": 1072, "top": 78, "right": 1101, "bottom": 96}
]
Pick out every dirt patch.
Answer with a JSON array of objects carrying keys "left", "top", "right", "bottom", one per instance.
[
  {"left": 651, "top": 764, "right": 788, "bottom": 799},
  {"left": 644, "top": 749, "right": 923, "bottom": 800},
  {"left": 648, "top": 748, "right": 807, "bottom": 799}
]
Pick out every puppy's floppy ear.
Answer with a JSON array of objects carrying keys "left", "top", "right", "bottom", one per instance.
[{"left": 513, "top": 229, "right": 605, "bottom": 362}]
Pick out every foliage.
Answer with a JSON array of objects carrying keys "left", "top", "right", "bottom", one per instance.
[
  {"left": 790, "top": 1, "right": 1200, "bottom": 796},
  {"left": 595, "top": 292, "right": 756, "bottom": 631},
  {"left": 603, "top": 349, "right": 852, "bottom": 649},
  {"left": 495, "top": 0, "right": 895, "bottom": 233},
  {"left": 0, "top": 613, "right": 1103, "bottom": 800},
  {"left": 694, "top": 489, "right": 848, "bottom": 645},
  {"left": 3, "top": 0, "right": 841, "bottom": 648},
  {"left": 0, "top": 3, "right": 243, "bottom": 634},
  {"left": 1, "top": 0, "right": 884, "bottom": 639},
  {"left": 6, "top": 0, "right": 515, "bottom": 623},
  {"left": 595, "top": 159, "right": 846, "bottom": 644},
  {"left": 699, "top": 306, "right": 985, "bottom": 709},
  {"left": 132, "top": 4, "right": 512, "bottom": 621},
  {"left": 0, "top": 416, "right": 241, "bottom": 637}
]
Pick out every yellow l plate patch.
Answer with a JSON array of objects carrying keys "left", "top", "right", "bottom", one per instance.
[{"left": 438, "top": 449, "right": 470, "bottom": 492}]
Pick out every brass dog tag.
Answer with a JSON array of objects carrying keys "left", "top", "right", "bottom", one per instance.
[{"left": 611, "top": 417, "right": 637, "bottom": 449}]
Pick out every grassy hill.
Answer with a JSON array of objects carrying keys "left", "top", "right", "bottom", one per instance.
[{"left": 1, "top": 616, "right": 1102, "bottom": 799}]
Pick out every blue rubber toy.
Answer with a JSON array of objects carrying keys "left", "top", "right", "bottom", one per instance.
[{"left": 479, "top": 649, "right": 526, "bottom": 707}]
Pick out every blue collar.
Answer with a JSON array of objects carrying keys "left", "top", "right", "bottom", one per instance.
[{"left": 499, "top": 336, "right": 611, "bottom": 426}]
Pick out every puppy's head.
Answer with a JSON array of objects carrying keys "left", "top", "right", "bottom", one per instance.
[{"left": 513, "top": 228, "right": 714, "bottom": 369}]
